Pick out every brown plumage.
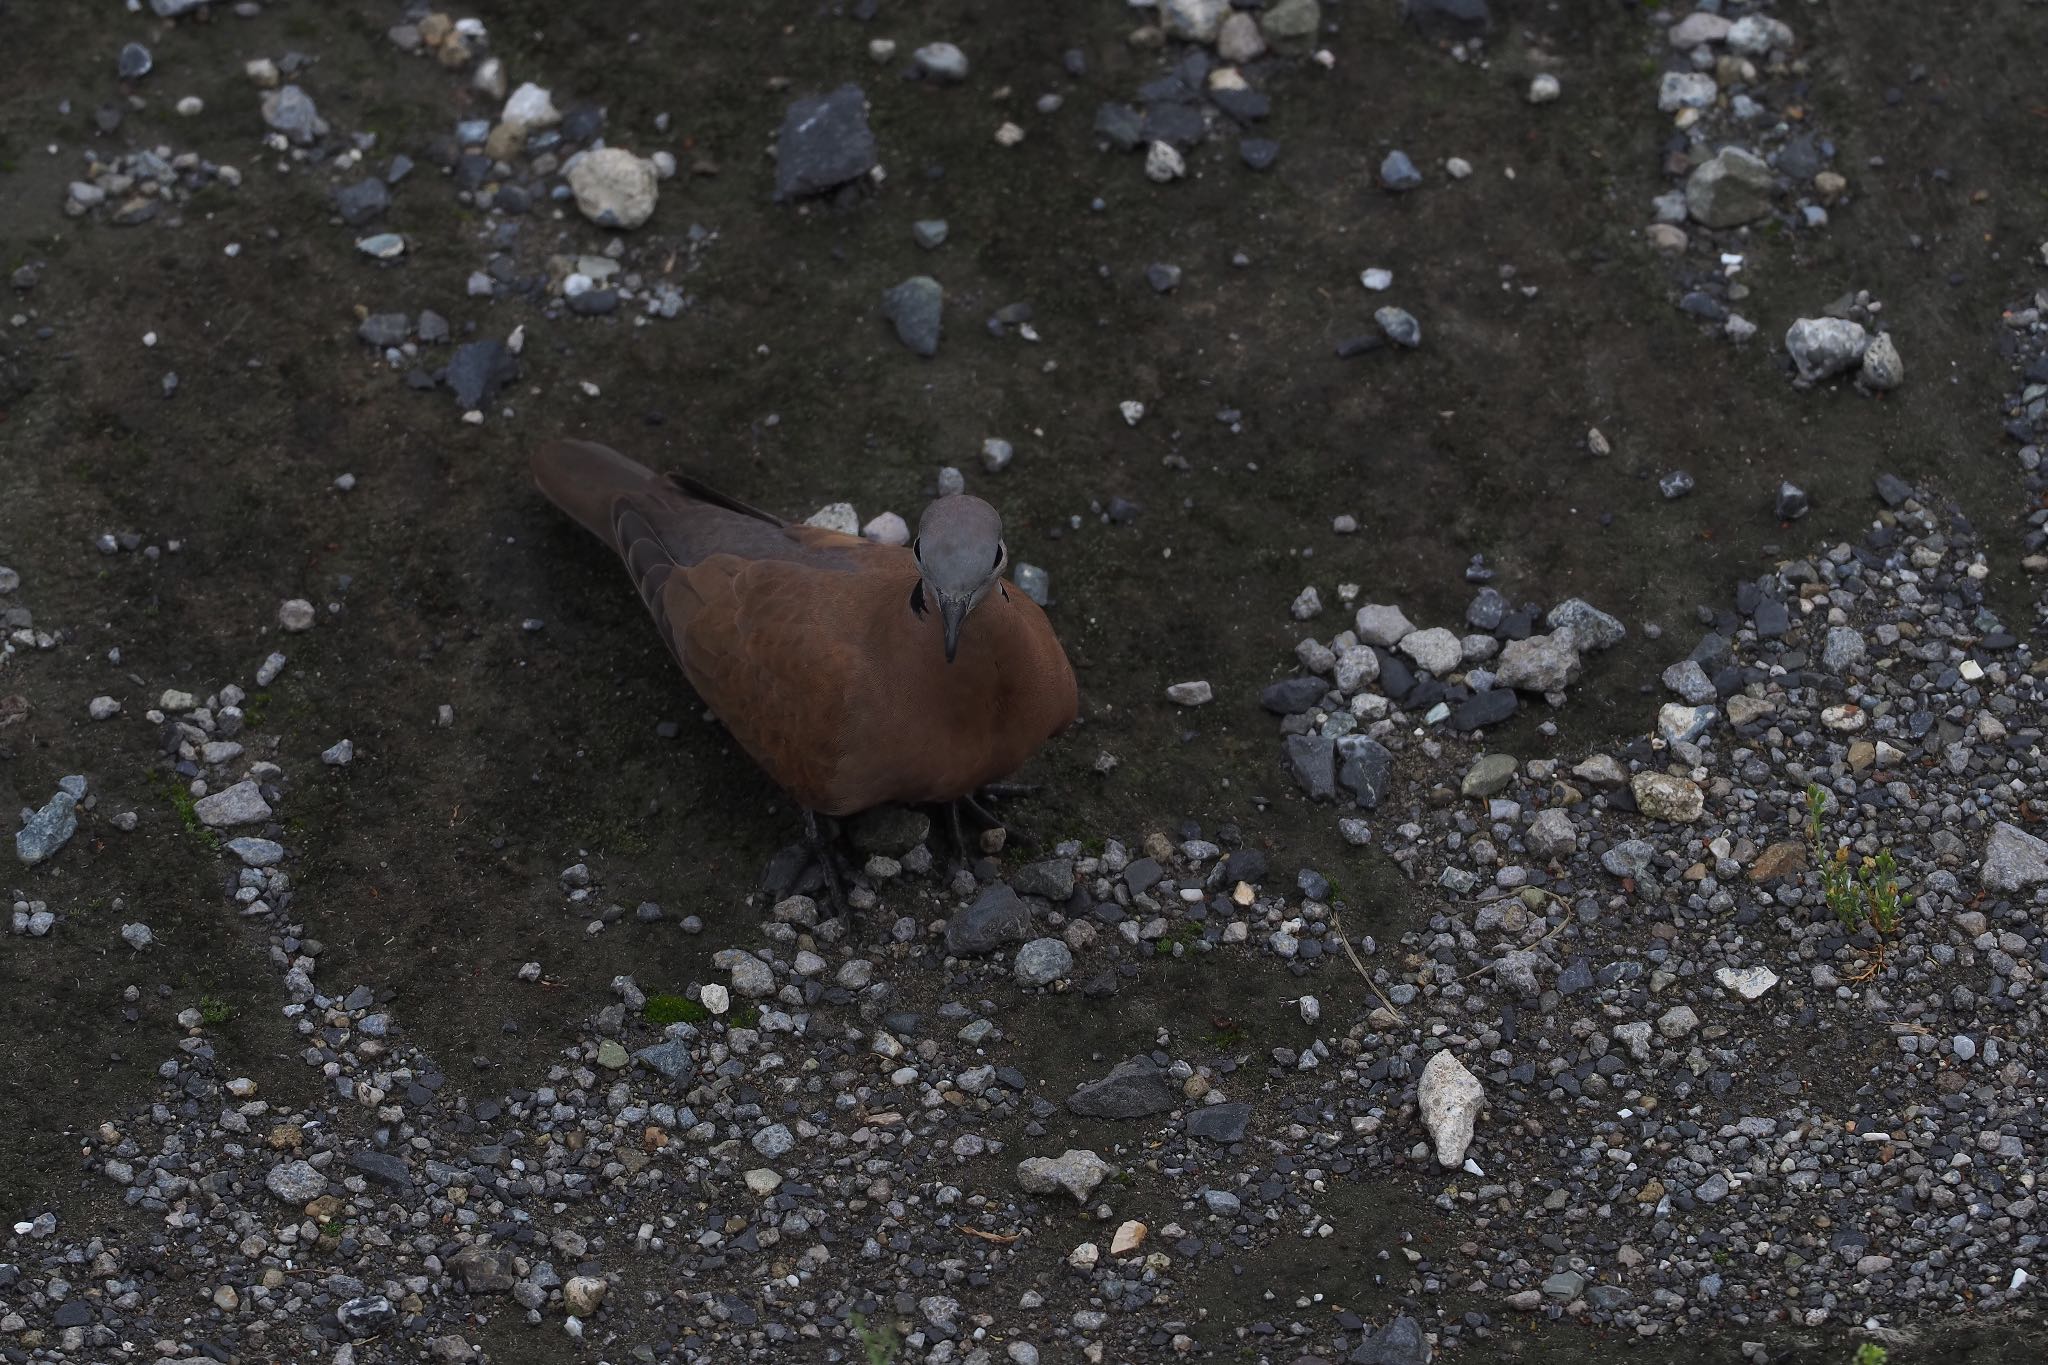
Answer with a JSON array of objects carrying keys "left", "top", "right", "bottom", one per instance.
[{"left": 530, "top": 438, "right": 1079, "bottom": 818}]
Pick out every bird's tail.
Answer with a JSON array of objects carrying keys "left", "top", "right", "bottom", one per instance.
[{"left": 530, "top": 438, "right": 665, "bottom": 542}]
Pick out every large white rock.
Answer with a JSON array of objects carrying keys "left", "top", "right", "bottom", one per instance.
[
  {"left": 1418, "top": 1050, "right": 1485, "bottom": 1168},
  {"left": 567, "top": 148, "right": 659, "bottom": 229}
]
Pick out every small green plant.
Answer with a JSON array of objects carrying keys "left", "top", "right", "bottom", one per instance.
[
  {"left": 199, "top": 995, "right": 235, "bottom": 1025},
  {"left": 850, "top": 1312, "right": 900, "bottom": 1365},
  {"left": 643, "top": 995, "right": 708, "bottom": 1027},
  {"left": 157, "top": 773, "right": 220, "bottom": 849},
  {"left": 1805, "top": 784, "right": 1913, "bottom": 979},
  {"left": 1855, "top": 1344, "right": 1889, "bottom": 1365}
]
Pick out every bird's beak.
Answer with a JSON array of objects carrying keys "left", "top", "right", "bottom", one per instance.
[{"left": 940, "top": 596, "right": 967, "bottom": 664}]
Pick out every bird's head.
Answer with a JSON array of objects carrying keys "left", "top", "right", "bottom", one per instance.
[{"left": 910, "top": 494, "right": 1006, "bottom": 664}]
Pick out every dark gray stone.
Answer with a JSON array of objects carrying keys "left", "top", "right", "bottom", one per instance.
[
  {"left": 357, "top": 313, "right": 410, "bottom": 347},
  {"left": 1011, "top": 858, "right": 1075, "bottom": 900},
  {"left": 1185, "top": 1102, "right": 1251, "bottom": 1142},
  {"left": 633, "top": 1038, "right": 694, "bottom": 1082},
  {"left": 945, "top": 883, "right": 1032, "bottom": 956},
  {"left": 1349, "top": 1312, "right": 1431, "bottom": 1364},
  {"left": 348, "top": 1148, "right": 411, "bottom": 1188},
  {"left": 1337, "top": 735, "right": 1393, "bottom": 808},
  {"left": 1286, "top": 733, "right": 1337, "bottom": 801},
  {"left": 444, "top": 339, "right": 517, "bottom": 410},
  {"left": 334, "top": 178, "right": 391, "bottom": 226},
  {"left": 1238, "top": 137, "right": 1280, "bottom": 171},
  {"left": 774, "top": 84, "right": 877, "bottom": 200},
  {"left": 1260, "top": 677, "right": 1326, "bottom": 714},
  {"left": 1449, "top": 688, "right": 1517, "bottom": 731},
  {"left": 1068, "top": 1055, "right": 1178, "bottom": 1119},
  {"left": 1094, "top": 102, "right": 1143, "bottom": 151},
  {"left": 881, "top": 276, "right": 943, "bottom": 357}
]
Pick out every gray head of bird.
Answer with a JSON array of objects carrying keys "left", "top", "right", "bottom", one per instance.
[{"left": 911, "top": 494, "right": 1007, "bottom": 664}]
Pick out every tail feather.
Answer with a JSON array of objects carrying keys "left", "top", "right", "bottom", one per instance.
[{"left": 531, "top": 438, "right": 664, "bottom": 542}]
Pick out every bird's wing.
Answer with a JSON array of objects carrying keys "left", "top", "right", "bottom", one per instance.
[{"left": 654, "top": 554, "right": 864, "bottom": 812}]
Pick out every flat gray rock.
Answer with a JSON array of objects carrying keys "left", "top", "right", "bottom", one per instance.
[
  {"left": 194, "top": 780, "right": 271, "bottom": 828},
  {"left": 774, "top": 84, "right": 877, "bottom": 200},
  {"left": 15, "top": 788, "right": 79, "bottom": 865},
  {"left": 1068, "top": 1055, "right": 1178, "bottom": 1119},
  {"left": 1982, "top": 822, "right": 2048, "bottom": 892},
  {"left": 1185, "top": 1102, "right": 1251, "bottom": 1142}
]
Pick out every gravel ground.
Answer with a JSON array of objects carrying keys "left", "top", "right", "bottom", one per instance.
[{"left": 5, "top": 2, "right": 2048, "bottom": 1364}]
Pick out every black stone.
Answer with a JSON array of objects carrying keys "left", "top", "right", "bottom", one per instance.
[
  {"left": 945, "top": 883, "right": 1033, "bottom": 956},
  {"left": 1068, "top": 1056, "right": 1178, "bottom": 1119},
  {"left": 1337, "top": 735, "right": 1394, "bottom": 807},
  {"left": 1449, "top": 688, "right": 1517, "bottom": 730},
  {"left": 1223, "top": 848, "right": 1267, "bottom": 884},
  {"left": 1186, "top": 1102, "right": 1251, "bottom": 1143},
  {"left": 348, "top": 1148, "right": 412, "bottom": 1187},
  {"left": 1286, "top": 733, "right": 1337, "bottom": 801},
  {"left": 1260, "top": 677, "right": 1326, "bottom": 714},
  {"left": 1210, "top": 88, "right": 1271, "bottom": 123}
]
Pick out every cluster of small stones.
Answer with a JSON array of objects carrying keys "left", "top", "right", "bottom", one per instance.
[
  {"left": 0, "top": 560, "right": 56, "bottom": 658},
  {"left": 1093, "top": 0, "right": 1327, "bottom": 184},
  {"left": 61, "top": 143, "right": 243, "bottom": 228},
  {"left": 1639, "top": 6, "right": 1877, "bottom": 366},
  {"left": 2003, "top": 281, "right": 2048, "bottom": 622},
  {"left": 1349, "top": 474, "right": 2048, "bottom": 1334},
  {"left": 1249, "top": 585, "right": 1628, "bottom": 815}
]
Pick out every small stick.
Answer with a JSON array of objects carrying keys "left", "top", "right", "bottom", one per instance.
[{"left": 1329, "top": 906, "right": 1405, "bottom": 1024}]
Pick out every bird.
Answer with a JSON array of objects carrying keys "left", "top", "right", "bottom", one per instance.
[{"left": 529, "top": 437, "right": 1079, "bottom": 875}]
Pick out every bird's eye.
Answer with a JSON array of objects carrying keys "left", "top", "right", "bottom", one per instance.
[
  {"left": 913, "top": 538, "right": 922, "bottom": 561},
  {"left": 991, "top": 543, "right": 1005, "bottom": 571}
]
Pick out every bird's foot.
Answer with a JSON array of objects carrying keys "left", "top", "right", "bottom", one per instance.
[
  {"left": 947, "top": 788, "right": 1040, "bottom": 854},
  {"left": 801, "top": 809, "right": 853, "bottom": 919}
]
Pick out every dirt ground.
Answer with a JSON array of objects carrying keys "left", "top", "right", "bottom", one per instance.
[{"left": 3, "top": 0, "right": 2044, "bottom": 1360}]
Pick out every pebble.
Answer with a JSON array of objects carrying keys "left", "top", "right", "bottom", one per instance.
[
  {"left": 1144, "top": 141, "right": 1187, "bottom": 183},
  {"left": 1685, "top": 146, "right": 1773, "bottom": 227},
  {"left": 1013, "top": 937, "right": 1074, "bottom": 986},
  {"left": 1785, "top": 316, "right": 1869, "bottom": 383},
  {"left": 1379, "top": 150, "right": 1422, "bottom": 190},
  {"left": 1374, "top": 306, "right": 1421, "bottom": 348},
  {"left": 881, "top": 276, "right": 944, "bottom": 357},
  {"left": 1527, "top": 73, "right": 1561, "bottom": 104},
  {"left": 261, "top": 85, "right": 328, "bottom": 144},
  {"left": 1166, "top": 680, "right": 1214, "bottom": 706},
  {"left": 912, "top": 42, "right": 969, "bottom": 83},
  {"left": 568, "top": 148, "right": 659, "bottom": 229}
]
